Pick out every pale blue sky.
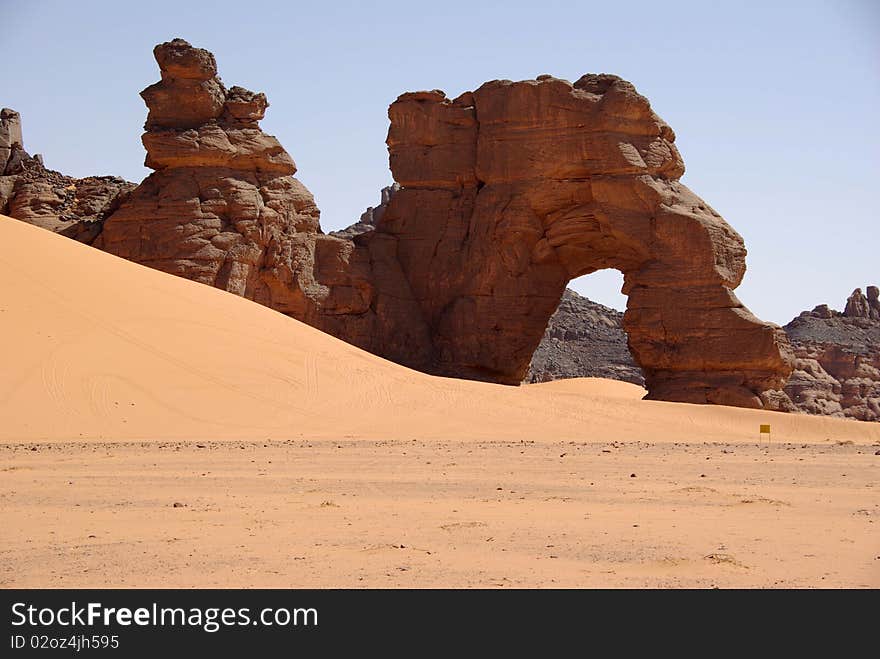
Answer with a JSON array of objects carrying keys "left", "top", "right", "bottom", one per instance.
[{"left": 3, "top": 0, "right": 877, "bottom": 323}]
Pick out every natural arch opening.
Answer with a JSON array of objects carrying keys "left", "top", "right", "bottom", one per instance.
[
  {"left": 340, "top": 74, "right": 793, "bottom": 409},
  {"left": 526, "top": 271, "right": 644, "bottom": 386}
]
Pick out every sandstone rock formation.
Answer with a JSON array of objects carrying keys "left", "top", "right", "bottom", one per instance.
[
  {"left": 96, "top": 39, "right": 379, "bottom": 338},
  {"left": 527, "top": 289, "right": 644, "bottom": 386},
  {"left": 843, "top": 286, "right": 880, "bottom": 321},
  {"left": 10, "top": 38, "right": 794, "bottom": 411},
  {"left": 0, "top": 108, "right": 24, "bottom": 174},
  {"left": 784, "top": 288, "right": 880, "bottom": 421},
  {"left": 0, "top": 108, "right": 133, "bottom": 242},
  {"left": 374, "top": 75, "right": 793, "bottom": 408},
  {"left": 871, "top": 287, "right": 880, "bottom": 321}
]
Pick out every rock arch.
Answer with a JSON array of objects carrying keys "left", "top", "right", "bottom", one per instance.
[{"left": 367, "top": 76, "right": 794, "bottom": 408}]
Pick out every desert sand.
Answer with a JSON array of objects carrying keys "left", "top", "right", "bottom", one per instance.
[{"left": 1, "top": 214, "right": 878, "bottom": 587}]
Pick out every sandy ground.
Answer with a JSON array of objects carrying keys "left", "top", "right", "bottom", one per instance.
[
  {"left": 1, "top": 438, "right": 877, "bottom": 588},
  {"left": 1, "top": 215, "right": 878, "bottom": 587}
]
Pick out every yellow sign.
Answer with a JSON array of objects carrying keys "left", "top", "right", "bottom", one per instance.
[{"left": 759, "top": 424, "right": 771, "bottom": 434}]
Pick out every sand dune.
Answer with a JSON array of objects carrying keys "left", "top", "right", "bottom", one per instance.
[
  {"left": 2, "top": 214, "right": 878, "bottom": 589},
  {"left": 1, "top": 214, "right": 878, "bottom": 445}
]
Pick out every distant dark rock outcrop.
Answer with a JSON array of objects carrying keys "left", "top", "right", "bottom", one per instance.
[
  {"left": 527, "top": 289, "right": 644, "bottom": 386},
  {"left": 842, "top": 286, "right": 880, "bottom": 321},
  {"left": 783, "top": 287, "right": 880, "bottom": 422},
  {"left": 526, "top": 285, "right": 879, "bottom": 422},
  {"left": 330, "top": 183, "right": 400, "bottom": 240},
  {"left": 0, "top": 108, "right": 134, "bottom": 243}
]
